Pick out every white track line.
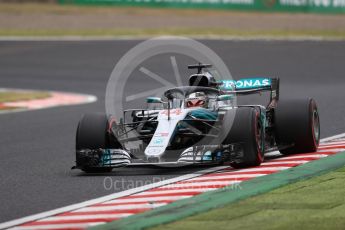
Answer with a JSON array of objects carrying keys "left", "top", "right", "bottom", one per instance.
[
  {"left": 318, "top": 144, "right": 345, "bottom": 149},
  {"left": 2, "top": 132, "right": 345, "bottom": 229},
  {"left": 131, "top": 188, "right": 217, "bottom": 196},
  {"left": 232, "top": 166, "right": 291, "bottom": 173},
  {"left": 271, "top": 154, "right": 328, "bottom": 160},
  {"left": 320, "top": 133, "right": 345, "bottom": 143},
  {"left": 317, "top": 149, "right": 345, "bottom": 153},
  {"left": 10, "top": 222, "right": 103, "bottom": 230},
  {"left": 103, "top": 196, "right": 192, "bottom": 204},
  {"left": 0, "top": 165, "right": 227, "bottom": 229},
  {"left": 319, "top": 141, "right": 345, "bottom": 146},
  {"left": 186, "top": 173, "right": 267, "bottom": 181},
  {"left": 330, "top": 138, "right": 345, "bottom": 142},
  {"left": 160, "top": 181, "right": 239, "bottom": 189},
  {"left": 261, "top": 160, "right": 309, "bottom": 165}
]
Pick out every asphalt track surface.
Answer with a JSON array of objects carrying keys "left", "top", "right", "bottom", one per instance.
[{"left": 0, "top": 40, "right": 345, "bottom": 223}]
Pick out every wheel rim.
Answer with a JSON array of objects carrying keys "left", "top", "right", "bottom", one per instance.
[
  {"left": 312, "top": 109, "right": 320, "bottom": 144},
  {"left": 256, "top": 121, "right": 263, "bottom": 152},
  {"left": 255, "top": 114, "right": 264, "bottom": 162}
]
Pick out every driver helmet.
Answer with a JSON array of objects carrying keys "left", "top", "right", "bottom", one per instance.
[{"left": 186, "top": 92, "right": 207, "bottom": 108}]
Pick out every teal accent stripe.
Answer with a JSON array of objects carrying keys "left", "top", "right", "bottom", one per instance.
[{"left": 88, "top": 151, "right": 345, "bottom": 230}]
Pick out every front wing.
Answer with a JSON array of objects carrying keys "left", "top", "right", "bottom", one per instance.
[{"left": 72, "top": 143, "right": 244, "bottom": 170}]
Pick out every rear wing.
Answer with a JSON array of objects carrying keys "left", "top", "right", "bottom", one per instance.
[{"left": 219, "top": 77, "right": 280, "bottom": 101}]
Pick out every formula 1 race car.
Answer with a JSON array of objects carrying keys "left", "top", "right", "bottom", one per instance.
[{"left": 73, "top": 63, "right": 320, "bottom": 173}]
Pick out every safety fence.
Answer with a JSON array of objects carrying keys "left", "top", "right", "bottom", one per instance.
[{"left": 59, "top": 0, "right": 345, "bottom": 14}]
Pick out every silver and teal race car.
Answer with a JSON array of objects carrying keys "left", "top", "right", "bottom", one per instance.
[{"left": 73, "top": 64, "right": 320, "bottom": 173}]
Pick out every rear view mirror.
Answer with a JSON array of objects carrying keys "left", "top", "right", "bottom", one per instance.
[
  {"left": 217, "top": 95, "right": 233, "bottom": 101},
  {"left": 146, "top": 97, "right": 163, "bottom": 104}
]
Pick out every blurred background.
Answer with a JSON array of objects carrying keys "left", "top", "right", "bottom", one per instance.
[{"left": 0, "top": 0, "right": 344, "bottom": 38}]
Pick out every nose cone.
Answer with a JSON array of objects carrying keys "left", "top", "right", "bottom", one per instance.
[{"left": 145, "top": 109, "right": 189, "bottom": 160}]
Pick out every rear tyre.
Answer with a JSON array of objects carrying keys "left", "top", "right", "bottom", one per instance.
[
  {"left": 275, "top": 98, "right": 320, "bottom": 155},
  {"left": 76, "top": 113, "right": 119, "bottom": 173},
  {"left": 223, "top": 107, "right": 264, "bottom": 168}
]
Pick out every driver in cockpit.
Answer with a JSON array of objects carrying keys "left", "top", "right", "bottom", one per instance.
[{"left": 185, "top": 92, "right": 208, "bottom": 108}]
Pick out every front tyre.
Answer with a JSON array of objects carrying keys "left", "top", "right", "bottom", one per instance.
[
  {"left": 275, "top": 98, "right": 320, "bottom": 155},
  {"left": 76, "top": 113, "right": 118, "bottom": 173},
  {"left": 76, "top": 113, "right": 110, "bottom": 150},
  {"left": 223, "top": 107, "right": 264, "bottom": 168}
]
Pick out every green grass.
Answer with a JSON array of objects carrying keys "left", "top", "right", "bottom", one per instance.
[{"left": 150, "top": 166, "right": 345, "bottom": 230}]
